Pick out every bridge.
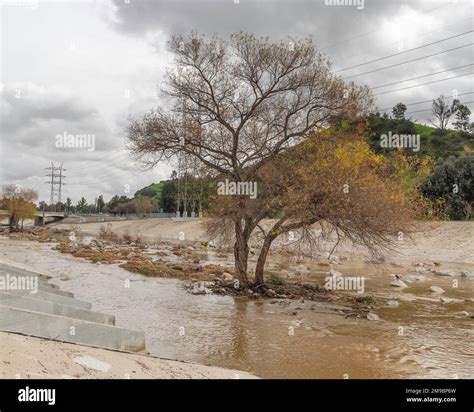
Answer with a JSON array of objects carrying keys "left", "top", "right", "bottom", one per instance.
[{"left": 0, "top": 210, "right": 67, "bottom": 226}]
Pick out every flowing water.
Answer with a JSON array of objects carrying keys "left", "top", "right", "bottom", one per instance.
[{"left": 1, "top": 237, "right": 473, "bottom": 378}]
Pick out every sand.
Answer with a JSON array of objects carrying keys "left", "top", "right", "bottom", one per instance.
[{"left": 0, "top": 331, "right": 256, "bottom": 379}]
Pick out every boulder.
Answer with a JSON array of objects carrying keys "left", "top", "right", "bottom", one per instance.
[
  {"left": 387, "top": 300, "right": 400, "bottom": 308},
  {"left": 455, "top": 311, "right": 469, "bottom": 317},
  {"left": 433, "top": 269, "right": 455, "bottom": 277},
  {"left": 461, "top": 270, "right": 474, "bottom": 278},
  {"left": 390, "top": 279, "right": 408, "bottom": 288},
  {"left": 429, "top": 285, "right": 445, "bottom": 294},
  {"left": 221, "top": 272, "right": 234, "bottom": 282},
  {"left": 265, "top": 289, "right": 276, "bottom": 297},
  {"left": 367, "top": 312, "right": 380, "bottom": 321}
]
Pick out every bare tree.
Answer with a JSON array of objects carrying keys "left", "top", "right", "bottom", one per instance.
[
  {"left": 128, "top": 33, "right": 374, "bottom": 285},
  {"left": 431, "top": 95, "right": 459, "bottom": 130}
]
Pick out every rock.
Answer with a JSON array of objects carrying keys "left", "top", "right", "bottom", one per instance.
[
  {"left": 433, "top": 269, "right": 455, "bottom": 277},
  {"left": 440, "top": 296, "right": 452, "bottom": 303},
  {"left": 189, "top": 281, "right": 214, "bottom": 295},
  {"left": 455, "top": 311, "right": 469, "bottom": 317},
  {"left": 390, "top": 279, "right": 408, "bottom": 288},
  {"left": 329, "top": 268, "right": 343, "bottom": 277},
  {"left": 434, "top": 262, "right": 441, "bottom": 266},
  {"left": 429, "top": 286, "right": 445, "bottom": 294},
  {"left": 126, "top": 252, "right": 137, "bottom": 259},
  {"left": 130, "top": 242, "right": 136, "bottom": 247},
  {"left": 221, "top": 272, "right": 233, "bottom": 281},
  {"left": 265, "top": 288, "right": 276, "bottom": 297},
  {"left": 91, "top": 239, "right": 104, "bottom": 248},
  {"left": 461, "top": 270, "right": 474, "bottom": 278},
  {"left": 414, "top": 267, "right": 428, "bottom": 274},
  {"left": 367, "top": 312, "right": 380, "bottom": 321},
  {"left": 387, "top": 300, "right": 400, "bottom": 308}
]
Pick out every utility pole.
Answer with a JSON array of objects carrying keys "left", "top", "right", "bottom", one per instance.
[{"left": 45, "top": 162, "right": 66, "bottom": 212}]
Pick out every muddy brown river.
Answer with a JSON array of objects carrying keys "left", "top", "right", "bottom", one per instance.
[{"left": 1, "top": 237, "right": 473, "bottom": 378}]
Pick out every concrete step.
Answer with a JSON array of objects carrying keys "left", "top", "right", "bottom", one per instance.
[
  {"left": 5, "top": 289, "right": 91, "bottom": 310},
  {"left": 0, "top": 264, "right": 51, "bottom": 281},
  {"left": 0, "top": 292, "right": 114, "bottom": 325},
  {"left": 0, "top": 272, "right": 62, "bottom": 294},
  {"left": 0, "top": 267, "right": 73, "bottom": 296},
  {"left": 0, "top": 306, "right": 145, "bottom": 352},
  {"left": 2, "top": 284, "right": 74, "bottom": 298}
]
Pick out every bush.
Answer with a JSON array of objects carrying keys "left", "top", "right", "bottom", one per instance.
[
  {"left": 98, "top": 223, "right": 122, "bottom": 243},
  {"left": 264, "top": 272, "right": 285, "bottom": 285}
]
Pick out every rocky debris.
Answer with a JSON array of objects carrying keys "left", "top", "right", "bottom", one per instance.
[
  {"left": 367, "top": 312, "right": 380, "bottom": 321},
  {"left": 461, "top": 270, "right": 474, "bottom": 278},
  {"left": 404, "top": 274, "right": 426, "bottom": 283},
  {"left": 429, "top": 286, "right": 445, "bottom": 294},
  {"left": 387, "top": 300, "right": 400, "bottom": 308},
  {"left": 390, "top": 278, "right": 408, "bottom": 288},
  {"left": 188, "top": 281, "right": 214, "bottom": 295},
  {"left": 413, "top": 267, "right": 429, "bottom": 274},
  {"left": 90, "top": 239, "right": 105, "bottom": 249},
  {"left": 412, "top": 262, "right": 426, "bottom": 267},
  {"left": 433, "top": 269, "right": 455, "bottom": 277},
  {"left": 265, "top": 289, "right": 276, "bottom": 297}
]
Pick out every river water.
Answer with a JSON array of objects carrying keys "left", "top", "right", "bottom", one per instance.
[{"left": 1, "top": 237, "right": 473, "bottom": 378}]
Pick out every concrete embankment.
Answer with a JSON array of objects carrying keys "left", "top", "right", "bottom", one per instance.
[{"left": 0, "top": 258, "right": 257, "bottom": 379}]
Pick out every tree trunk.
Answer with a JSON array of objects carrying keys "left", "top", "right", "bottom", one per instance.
[
  {"left": 254, "top": 235, "right": 275, "bottom": 285},
  {"left": 233, "top": 221, "right": 250, "bottom": 286}
]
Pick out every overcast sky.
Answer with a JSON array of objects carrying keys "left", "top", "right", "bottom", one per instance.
[{"left": 0, "top": 0, "right": 473, "bottom": 204}]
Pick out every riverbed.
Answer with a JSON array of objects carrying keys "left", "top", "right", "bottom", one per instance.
[{"left": 1, "top": 236, "right": 473, "bottom": 378}]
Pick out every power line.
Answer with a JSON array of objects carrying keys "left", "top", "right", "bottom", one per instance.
[
  {"left": 373, "top": 72, "right": 473, "bottom": 96},
  {"left": 333, "top": 16, "right": 474, "bottom": 68},
  {"left": 406, "top": 100, "right": 474, "bottom": 115},
  {"left": 372, "top": 64, "right": 473, "bottom": 90},
  {"left": 319, "top": 1, "right": 454, "bottom": 51},
  {"left": 342, "top": 43, "right": 474, "bottom": 80},
  {"left": 335, "top": 30, "right": 473, "bottom": 73},
  {"left": 378, "top": 91, "right": 474, "bottom": 112},
  {"left": 65, "top": 148, "right": 127, "bottom": 171}
]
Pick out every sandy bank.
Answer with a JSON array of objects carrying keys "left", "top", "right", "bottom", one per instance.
[
  {"left": 0, "top": 331, "right": 257, "bottom": 379},
  {"left": 53, "top": 219, "right": 474, "bottom": 264}
]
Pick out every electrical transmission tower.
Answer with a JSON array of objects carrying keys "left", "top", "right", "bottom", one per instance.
[
  {"left": 45, "top": 162, "right": 66, "bottom": 211},
  {"left": 173, "top": 98, "right": 205, "bottom": 219}
]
